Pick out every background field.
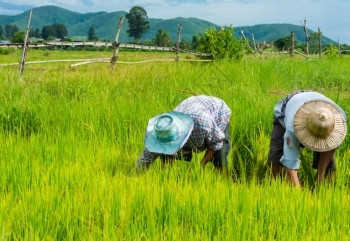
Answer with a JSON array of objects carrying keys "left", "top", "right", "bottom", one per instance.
[{"left": 0, "top": 49, "right": 349, "bottom": 240}]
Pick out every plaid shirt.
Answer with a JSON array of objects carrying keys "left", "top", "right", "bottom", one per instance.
[
  {"left": 137, "top": 95, "right": 232, "bottom": 168},
  {"left": 274, "top": 90, "right": 312, "bottom": 120},
  {"left": 280, "top": 90, "right": 311, "bottom": 115}
]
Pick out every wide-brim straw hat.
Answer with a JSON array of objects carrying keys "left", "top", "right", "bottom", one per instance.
[
  {"left": 145, "top": 111, "right": 194, "bottom": 155},
  {"left": 294, "top": 100, "right": 347, "bottom": 152}
]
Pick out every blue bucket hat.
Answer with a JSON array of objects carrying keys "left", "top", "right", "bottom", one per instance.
[{"left": 145, "top": 111, "right": 194, "bottom": 155}]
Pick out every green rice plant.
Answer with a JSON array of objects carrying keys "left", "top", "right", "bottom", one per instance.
[
  {"left": 0, "top": 105, "right": 41, "bottom": 137},
  {"left": 0, "top": 49, "right": 349, "bottom": 240},
  {"left": 0, "top": 48, "right": 16, "bottom": 56}
]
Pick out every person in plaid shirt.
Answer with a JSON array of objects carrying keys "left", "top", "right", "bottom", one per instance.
[{"left": 136, "top": 95, "right": 232, "bottom": 176}]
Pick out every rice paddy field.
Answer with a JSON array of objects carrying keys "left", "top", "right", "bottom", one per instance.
[{"left": 0, "top": 48, "right": 350, "bottom": 240}]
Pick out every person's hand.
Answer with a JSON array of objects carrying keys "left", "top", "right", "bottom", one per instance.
[
  {"left": 316, "top": 149, "right": 335, "bottom": 185},
  {"left": 286, "top": 168, "right": 300, "bottom": 187},
  {"left": 200, "top": 149, "right": 215, "bottom": 168},
  {"left": 200, "top": 158, "right": 210, "bottom": 167}
]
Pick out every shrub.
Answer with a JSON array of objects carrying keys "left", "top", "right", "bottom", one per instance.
[
  {"left": 197, "top": 25, "right": 246, "bottom": 60},
  {"left": 326, "top": 44, "right": 339, "bottom": 59}
]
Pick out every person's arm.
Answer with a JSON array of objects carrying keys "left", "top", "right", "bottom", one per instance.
[
  {"left": 136, "top": 148, "right": 159, "bottom": 171},
  {"left": 200, "top": 120, "right": 225, "bottom": 168},
  {"left": 316, "top": 149, "right": 335, "bottom": 185},
  {"left": 280, "top": 131, "right": 302, "bottom": 187},
  {"left": 200, "top": 148, "right": 215, "bottom": 167},
  {"left": 285, "top": 168, "right": 301, "bottom": 187}
]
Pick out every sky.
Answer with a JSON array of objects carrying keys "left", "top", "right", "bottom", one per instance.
[{"left": 0, "top": 0, "right": 349, "bottom": 44}]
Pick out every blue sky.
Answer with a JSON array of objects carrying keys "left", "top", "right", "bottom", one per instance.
[{"left": 1, "top": 0, "right": 349, "bottom": 44}]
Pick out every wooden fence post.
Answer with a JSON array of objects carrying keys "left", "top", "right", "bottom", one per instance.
[
  {"left": 19, "top": 9, "right": 32, "bottom": 77},
  {"left": 318, "top": 27, "right": 322, "bottom": 57},
  {"left": 176, "top": 24, "right": 182, "bottom": 62},
  {"left": 111, "top": 16, "right": 124, "bottom": 68},
  {"left": 290, "top": 31, "right": 294, "bottom": 57},
  {"left": 300, "top": 18, "right": 309, "bottom": 55}
]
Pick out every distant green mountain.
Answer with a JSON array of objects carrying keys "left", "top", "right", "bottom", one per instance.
[{"left": 0, "top": 5, "right": 336, "bottom": 44}]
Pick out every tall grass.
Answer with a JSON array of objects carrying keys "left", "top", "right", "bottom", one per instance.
[{"left": 0, "top": 49, "right": 349, "bottom": 240}]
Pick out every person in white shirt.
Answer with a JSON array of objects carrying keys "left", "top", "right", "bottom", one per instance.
[{"left": 267, "top": 90, "right": 347, "bottom": 187}]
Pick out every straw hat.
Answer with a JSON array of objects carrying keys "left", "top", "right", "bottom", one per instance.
[
  {"left": 294, "top": 100, "right": 347, "bottom": 152},
  {"left": 145, "top": 111, "right": 194, "bottom": 155}
]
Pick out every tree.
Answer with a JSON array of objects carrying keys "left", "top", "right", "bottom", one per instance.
[
  {"left": 41, "top": 23, "right": 68, "bottom": 40},
  {"left": 29, "top": 28, "right": 41, "bottom": 38},
  {"left": 34, "top": 28, "right": 41, "bottom": 38},
  {"left": 41, "top": 25, "right": 54, "bottom": 40},
  {"left": 11, "top": 31, "right": 25, "bottom": 43},
  {"left": 274, "top": 36, "right": 291, "bottom": 51},
  {"left": 29, "top": 28, "right": 35, "bottom": 37},
  {"left": 0, "top": 25, "right": 4, "bottom": 38},
  {"left": 180, "top": 40, "right": 192, "bottom": 50},
  {"left": 88, "top": 27, "right": 97, "bottom": 41},
  {"left": 191, "top": 35, "right": 199, "bottom": 50},
  {"left": 197, "top": 25, "right": 246, "bottom": 60},
  {"left": 5, "top": 24, "right": 19, "bottom": 38},
  {"left": 155, "top": 29, "right": 172, "bottom": 47},
  {"left": 53, "top": 23, "right": 68, "bottom": 39},
  {"left": 125, "top": 6, "right": 150, "bottom": 41}
]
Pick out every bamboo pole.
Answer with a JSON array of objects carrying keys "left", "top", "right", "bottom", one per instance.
[
  {"left": 290, "top": 31, "right": 295, "bottom": 57},
  {"left": 0, "top": 42, "right": 212, "bottom": 57},
  {"left": 300, "top": 18, "right": 309, "bottom": 55},
  {"left": 240, "top": 30, "right": 246, "bottom": 39},
  {"left": 1, "top": 58, "right": 211, "bottom": 68},
  {"left": 318, "top": 27, "right": 322, "bottom": 57},
  {"left": 240, "top": 30, "right": 254, "bottom": 54},
  {"left": 111, "top": 16, "right": 124, "bottom": 68},
  {"left": 252, "top": 33, "right": 257, "bottom": 53},
  {"left": 176, "top": 24, "right": 182, "bottom": 62},
  {"left": 294, "top": 50, "right": 314, "bottom": 59},
  {"left": 19, "top": 9, "right": 32, "bottom": 77}
]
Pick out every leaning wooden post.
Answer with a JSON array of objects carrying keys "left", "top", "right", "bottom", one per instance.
[
  {"left": 111, "top": 16, "right": 124, "bottom": 68},
  {"left": 252, "top": 33, "right": 257, "bottom": 53},
  {"left": 19, "top": 9, "right": 32, "bottom": 77},
  {"left": 318, "top": 27, "right": 322, "bottom": 57},
  {"left": 240, "top": 30, "right": 254, "bottom": 54},
  {"left": 300, "top": 18, "right": 309, "bottom": 55},
  {"left": 289, "top": 31, "right": 295, "bottom": 57},
  {"left": 175, "top": 24, "right": 182, "bottom": 62}
]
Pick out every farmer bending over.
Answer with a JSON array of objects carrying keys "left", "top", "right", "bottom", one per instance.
[
  {"left": 136, "top": 95, "right": 231, "bottom": 177},
  {"left": 267, "top": 90, "right": 347, "bottom": 187}
]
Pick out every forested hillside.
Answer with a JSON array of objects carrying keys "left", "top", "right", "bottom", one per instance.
[{"left": 0, "top": 5, "right": 336, "bottom": 44}]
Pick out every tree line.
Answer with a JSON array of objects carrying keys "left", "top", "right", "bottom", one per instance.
[{"left": 0, "top": 23, "right": 68, "bottom": 42}]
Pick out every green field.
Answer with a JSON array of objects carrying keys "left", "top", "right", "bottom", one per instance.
[{"left": 0, "top": 49, "right": 350, "bottom": 240}]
